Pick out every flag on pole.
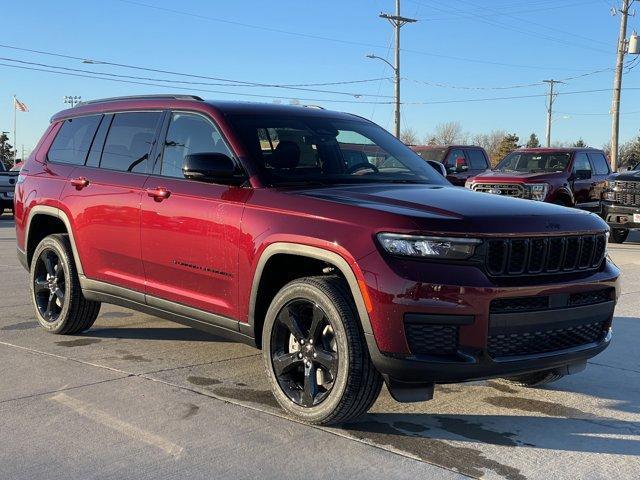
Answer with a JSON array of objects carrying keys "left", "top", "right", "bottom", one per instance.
[{"left": 14, "top": 97, "right": 28, "bottom": 112}]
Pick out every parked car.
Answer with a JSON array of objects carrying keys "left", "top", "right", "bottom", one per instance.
[
  {"left": 602, "top": 162, "right": 640, "bottom": 243},
  {"left": 0, "top": 161, "right": 19, "bottom": 215},
  {"left": 465, "top": 147, "right": 611, "bottom": 210},
  {"left": 410, "top": 145, "right": 491, "bottom": 186},
  {"left": 15, "top": 95, "right": 619, "bottom": 425}
]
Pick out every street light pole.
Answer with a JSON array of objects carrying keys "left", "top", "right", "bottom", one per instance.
[{"left": 378, "top": 0, "right": 416, "bottom": 138}]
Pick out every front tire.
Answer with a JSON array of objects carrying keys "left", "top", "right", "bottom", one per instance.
[
  {"left": 609, "top": 228, "right": 629, "bottom": 244},
  {"left": 262, "top": 276, "right": 382, "bottom": 425},
  {"left": 30, "top": 234, "right": 101, "bottom": 334},
  {"left": 505, "top": 369, "right": 565, "bottom": 387}
]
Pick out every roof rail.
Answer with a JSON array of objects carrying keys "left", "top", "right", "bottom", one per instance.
[{"left": 77, "top": 94, "right": 204, "bottom": 106}]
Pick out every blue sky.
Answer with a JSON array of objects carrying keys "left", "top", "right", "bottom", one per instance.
[{"left": 2, "top": 0, "right": 640, "bottom": 156}]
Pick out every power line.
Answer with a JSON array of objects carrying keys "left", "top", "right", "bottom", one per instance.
[
  {"left": 0, "top": 56, "right": 396, "bottom": 99},
  {"left": 412, "top": 0, "right": 610, "bottom": 54}
]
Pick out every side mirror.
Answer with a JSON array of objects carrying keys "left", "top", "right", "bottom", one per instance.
[
  {"left": 183, "top": 153, "right": 244, "bottom": 185},
  {"left": 574, "top": 169, "right": 592, "bottom": 180},
  {"left": 426, "top": 160, "right": 447, "bottom": 177}
]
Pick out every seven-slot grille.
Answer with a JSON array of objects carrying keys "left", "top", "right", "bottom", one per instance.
[
  {"left": 471, "top": 183, "right": 524, "bottom": 198},
  {"left": 485, "top": 234, "right": 606, "bottom": 277},
  {"left": 611, "top": 180, "right": 640, "bottom": 206}
]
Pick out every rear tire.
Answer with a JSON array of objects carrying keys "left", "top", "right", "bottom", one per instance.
[
  {"left": 609, "top": 228, "right": 629, "bottom": 244},
  {"left": 30, "top": 234, "right": 101, "bottom": 334},
  {"left": 262, "top": 275, "right": 382, "bottom": 425},
  {"left": 505, "top": 370, "right": 565, "bottom": 387}
]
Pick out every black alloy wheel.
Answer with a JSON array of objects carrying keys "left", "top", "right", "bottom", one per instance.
[
  {"left": 270, "top": 299, "right": 339, "bottom": 407},
  {"left": 33, "top": 249, "right": 66, "bottom": 322}
]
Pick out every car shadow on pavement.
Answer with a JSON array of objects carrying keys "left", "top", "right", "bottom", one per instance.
[{"left": 84, "top": 326, "right": 233, "bottom": 343}]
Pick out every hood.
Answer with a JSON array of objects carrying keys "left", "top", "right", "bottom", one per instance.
[
  {"left": 470, "top": 170, "right": 565, "bottom": 182},
  {"left": 293, "top": 183, "right": 607, "bottom": 236},
  {"left": 610, "top": 169, "right": 640, "bottom": 182}
]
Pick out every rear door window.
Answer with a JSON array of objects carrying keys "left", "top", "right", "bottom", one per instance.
[
  {"left": 47, "top": 115, "right": 102, "bottom": 165},
  {"left": 573, "top": 152, "right": 592, "bottom": 174},
  {"left": 466, "top": 149, "right": 488, "bottom": 170},
  {"left": 587, "top": 152, "right": 610, "bottom": 175},
  {"left": 100, "top": 112, "right": 163, "bottom": 173},
  {"left": 444, "top": 148, "right": 467, "bottom": 172}
]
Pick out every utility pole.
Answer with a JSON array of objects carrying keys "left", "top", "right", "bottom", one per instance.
[
  {"left": 610, "top": 0, "right": 634, "bottom": 171},
  {"left": 543, "top": 79, "right": 563, "bottom": 148},
  {"left": 379, "top": 1, "right": 416, "bottom": 138}
]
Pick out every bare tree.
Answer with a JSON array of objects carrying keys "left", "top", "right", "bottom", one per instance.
[
  {"left": 472, "top": 130, "right": 506, "bottom": 163},
  {"left": 429, "top": 121, "right": 464, "bottom": 145},
  {"left": 400, "top": 127, "right": 419, "bottom": 145}
]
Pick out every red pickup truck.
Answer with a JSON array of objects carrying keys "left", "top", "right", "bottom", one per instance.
[{"left": 465, "top": 147, "right": 611, "bottom": 210}]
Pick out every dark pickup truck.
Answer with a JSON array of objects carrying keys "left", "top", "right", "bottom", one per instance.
[
  {"left": 465, "top": 148, "right": 611, "bottom": 210},
  {"left": 410, "top": 145, "right": 490, "bottom": 186},
  {"left": 602, "top": 163, "right": 640, "bottom": 243},
  {"left": 0, "top": 162, "right": 18, "bottom": 215}
]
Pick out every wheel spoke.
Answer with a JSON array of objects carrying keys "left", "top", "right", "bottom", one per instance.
[
  {"left": 272, "top": 351, "right": 301, "bottom": 376},
  {"left": 34, "top": 278, "right": 49, "bottom": 294},
  {"left": 44, "top": 293, "right": 55, "bottom": 319},
  {"left": 301, "top": 363, "right": 318, "bottom": 407},
  {"left": 54, "top": 288, "right": 65, "bottom": 303},
  {"left": 278, "top": 305, "right": 305, "bottom": 340},
  {"left": 314, "top": 348, "right": 338, "bottom": 377},
  {"left": 43, "top": 252, "right": 56, "bottom": 276},
  {"left": 308, "top": 304, "right": 325, "bottom": 340},
  {"left": 55, "top": 261, "right": 64, "bottom": 279}
]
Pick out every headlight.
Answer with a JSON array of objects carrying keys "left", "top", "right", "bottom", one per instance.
[
  {"left": 603, "top": 181, "right": 617, "bottom": 201},
  {"left": 377, "top": 233, "right": 481, "bottom": 259},
  {"left": 464, "top": 180, "right": 473, "bottom": 189},
  {"left": 524, "top": 183, "right": 549, "bottom": 201}
]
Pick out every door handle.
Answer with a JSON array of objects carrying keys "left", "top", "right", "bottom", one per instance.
[
  {"left": 146, "top": 187, "right": 171, "bottom": 202},
  {"left": 70, "top": 177, "right": 90, "bottom": 190}
]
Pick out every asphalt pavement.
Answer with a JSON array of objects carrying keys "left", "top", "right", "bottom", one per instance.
[{"left": 1, "top": 212, "right": 638, "bottom": 480}]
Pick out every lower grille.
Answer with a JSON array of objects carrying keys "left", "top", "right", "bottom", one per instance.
[
  {"left": 569, "top": 288, "right": 614, "bottom": 307},
  {"left": 488, "top": 321, "right": 606, "bottom": 358},
  {"left": 405, "top": 324, "right": 458, "bottom": 356},
  {"left": 490, "top": 296, "right": 549, "bottom": 314}
]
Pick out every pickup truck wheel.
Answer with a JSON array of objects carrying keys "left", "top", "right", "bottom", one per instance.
[
  {"left": 505, "top": 370, "right": 565, "bottom": 387},
  {"left": 609, "top": 229, "right": 629, "bottom": 244},
  {"left": 30, "top": 234, "right": 101, "bottom": 334},
  {"left": 262, "top": 276, "right": 382, "bottom": 425}
]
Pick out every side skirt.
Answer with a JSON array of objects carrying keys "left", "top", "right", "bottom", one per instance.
[{"left": 80, "top": 278, "right": 257, "bottom": 348}]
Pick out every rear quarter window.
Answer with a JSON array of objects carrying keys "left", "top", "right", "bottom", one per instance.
[
  {"left": 587, "top": 152, "right": 611, "bottom": 175},
  {"left": 47, "top": 115, "right": 102, "bottom": 165},
  {"left": 466, "top": 149, "right": 489, "bottom": 169}
]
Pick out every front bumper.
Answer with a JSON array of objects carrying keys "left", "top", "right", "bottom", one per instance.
[
  {"left": 602, "top": 202, "right": 640, "bottom": 230},
  {"left": 359, "top": 251, "right": 619, "bottom": 384}
]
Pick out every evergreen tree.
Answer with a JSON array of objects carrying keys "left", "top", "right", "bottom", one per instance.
[
  {"left": 573, "top": 138, "right": 586, "bottom": 148},
  {"left": 0, "top": 133, "right": 14, "bottom": 169},
  {"left": 494, "top": 133, "right": 519, "bottom": 165},
  {"left": 526, "top": 133, "right": 540, "bottom": 148}
]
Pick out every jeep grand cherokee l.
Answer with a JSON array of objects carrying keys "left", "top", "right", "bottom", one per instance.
[
  {"left": 15, "top": 95, "right": 619, "bottom": 425},
  {"left": 465, "top": 147, "right": 611, "bottom": 209}
]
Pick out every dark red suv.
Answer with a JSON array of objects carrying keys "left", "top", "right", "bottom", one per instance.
[
  {"left": 466, "top": 147, "right": 611, "bottom": 209},
  {"left": 15, "top": 95, "right": 619, "bottom": 425}
]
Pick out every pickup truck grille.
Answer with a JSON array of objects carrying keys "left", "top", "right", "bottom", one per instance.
[
  {"left": 485, "top": 234, "right": 607, "bottom": 277},
  {"left": 611, "top": 180, "right": 640, "bottom": 206},
  {"left": 471, "top": 183, "right": 524, "bottom": 198}
]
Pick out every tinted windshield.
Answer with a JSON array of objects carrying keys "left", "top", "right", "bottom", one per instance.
[
  {"left": 413, "top": 148, "right": 447, "bottom": 162},
  {"left": 229, "top": 114, "right": 447, "bottom": 186},
  {"left": 496, "top": 152, "right": 571, "bottom": 173}
]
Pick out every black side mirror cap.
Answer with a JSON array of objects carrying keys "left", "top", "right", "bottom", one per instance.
[{"left": 183, "top": 152, "right": 245, "bottom": 185}]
